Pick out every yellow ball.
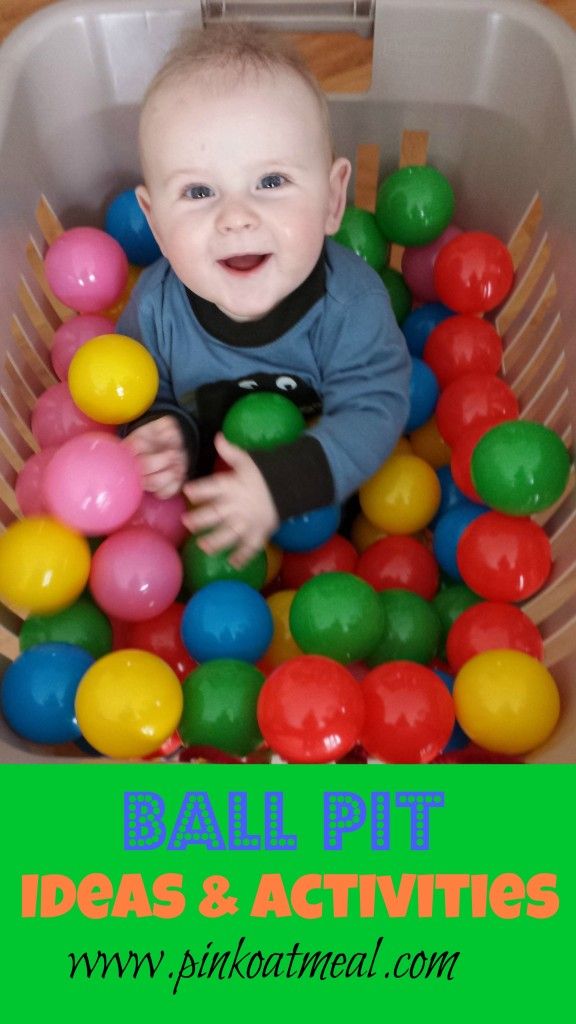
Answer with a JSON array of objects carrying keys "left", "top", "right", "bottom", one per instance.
[
  {"left": 262, "top": 589, "right": 302, "bottom": 669},
  {"left": 359, "top": 453, "right": 441, "bottom": 534},
  {"left": 409, "top": 415, "right": 451, "bottom": 468},
  {"left": 264, "top": 542, "right": 283, "bottom": 587},
  {"left": 350, "top": 512, "right": 387, "bottom": 554},
  {"left": 454, "top": 649, "right": 560, "bottom": 755},
  {"left": 75, "top": 649, "right": 183, "bottom": 759},
  {"left": 0, "top": 516, "right": 90, "bottom": 614},
  {"left": 68, "top": 333, "right": 159, "bottom": 424}
]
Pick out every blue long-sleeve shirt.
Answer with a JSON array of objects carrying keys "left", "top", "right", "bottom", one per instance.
[{"left": 117, "top": 238, "right": 410, "bottom": 520}]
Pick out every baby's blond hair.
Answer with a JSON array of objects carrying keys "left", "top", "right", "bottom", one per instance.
[{"left": 141, "top": 22, "right": 334, "bottom": 154}]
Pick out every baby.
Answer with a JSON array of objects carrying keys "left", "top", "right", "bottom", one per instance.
[{"left": 119, "top": 23, "right": 410, "bottom": 566}]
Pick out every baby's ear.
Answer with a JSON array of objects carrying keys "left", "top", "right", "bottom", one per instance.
[{"left": 325, "top": 157, "right": 352, "bottom": 235}]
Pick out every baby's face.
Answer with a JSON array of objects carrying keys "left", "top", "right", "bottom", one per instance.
[{"left": 137, "top": 66, "right": 350, "bottom": 321}]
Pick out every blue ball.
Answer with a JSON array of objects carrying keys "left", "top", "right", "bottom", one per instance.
[
  {"left": 273, "top": 504, "right": 341, "bottom": 552},
  {"left": 432, "top": 501, "right": 487, "bottom": 581},
  {"left": 104, "top": 188, "right": 161, "bottom": 266},
  {"left": 406, "top": 357, "right": 439, "bottom": 431},
  {"left": 402, "top": 302, "right": 453, "bottom": 357},
  {"left": 430, "top": 465, "right": 469, "bottom": 528},
  {"left": 181, "top": 580, "right": 273, "bottom": 663},
  {"left": 1, "top": 642, "right": 94, "bottom": 744},
  {"left": 433, "top": 667, "right": 469, "bottom": 751}
]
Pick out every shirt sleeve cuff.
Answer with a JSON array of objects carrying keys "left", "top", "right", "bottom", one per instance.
[{"left": 249, "top": 434, "right": 335, "bottom": 522}]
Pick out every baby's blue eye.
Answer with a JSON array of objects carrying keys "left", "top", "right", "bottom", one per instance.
[
  {"left": 257, "top": 174, "right": 286, "bottom": 190},
  {"left": 183, "top": 184, "right": 214, "bottom": 200}
]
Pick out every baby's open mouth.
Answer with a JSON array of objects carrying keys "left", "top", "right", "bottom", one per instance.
[{"left": 219, "top": 254, "right": 270, "bottom": 273}]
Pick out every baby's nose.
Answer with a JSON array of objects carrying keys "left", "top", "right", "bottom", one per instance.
[{"left": 216, "top": 197, "right": 259, "bottom": 233}]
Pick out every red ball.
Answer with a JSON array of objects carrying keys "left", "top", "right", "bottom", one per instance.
[
  {"left": 279, "top": 534, "right": 357, "bottom": 590},
  {"left": 433, "top": 231, "right": 514, "bottom": 314},
  {"left": 423, "top": 314, "right": 503, "bottom": 388},
  {"left": 124, "top": 602, "right": 197, "bottom": 681},
  {"left": 360, "top": 661, "right": 455, "bottom": 763},
  {"left": 457, "top": 511, "right": 552, "bottom": 601},
  {"left": 450, "top": 419, "right": 503, "bottom": 503},
  {"left": 435, "top": 372, "right": 519, "bottom": 447},
  {"left": 256, "top": 654, "right": 364, "bottom": 763},
  {"left": 356, "top": 535, "right": 440, "bottom": 600},
  {"left": 446, "top": 600, "right": 544, "bottom": 672}
]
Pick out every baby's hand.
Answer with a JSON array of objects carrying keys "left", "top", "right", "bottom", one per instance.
[
  {"left": 183, "top": 433, "right": 279, "bottom": 568},
  {"left": 124, "top": 415, "right": 188, "bottom": 498}
]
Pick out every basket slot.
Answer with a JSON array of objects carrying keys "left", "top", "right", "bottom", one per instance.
[
  {"left": 518, "top": 352, "right": 568, "bottom": 424},
  {"left": 0, "top": 620, "right": 22, "bottom": 655},
  {"left": 496, "top": 235, "right": 551, "bottom": 338},
  {"left": 505, "top": 314, "right": 562, "bottom": 397},
  {"left": 501, "top": 276, "right": 558, "bottom": 375},
  {"left": 35, "top": 196, "right": 64, "bottom": 246},
  {"left": 3, "top": 356, "right": 40, "bottom": 412},
  {"left": 533, "top": 463, "right": 575, "bottom": 530},
  {"left": 542, "top": 611, "right": 576, "bottom": 669},
  {"left": 10, "top": 315, "right": 57, "bottom": 390},
  {"left": 25, "top": 238, "right": 75, "bottom": 324},
  {"left": 506, "top": 193, "right": 543, "bottom": 271},
  {"left": 354, "top": 142, "right": 379, "bottom": 212},
  {"left": 17, "top": 280, "right": 57, "bottom": 350},
  {"left": 0, "top": 424, "right": 27, "bottom": 474},
  {"left": 0, "top": 474, "right": 20, "bottom": 520},
  {"left": 0, "top": 390, "right": 38, "bottom": 454},
  {"left": 523, "top": 562, "right": 576, "bottom": 630}
]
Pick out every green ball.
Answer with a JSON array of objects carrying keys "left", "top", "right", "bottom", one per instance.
[
  {"left": 222, "top": 392, "right": 305, "bottom": 450},
  {"left": 376, "top": 165, "right": 455, "bottom": 246},
  {"left": 180, "top": 659, "right": 265, "bottom": 755},
  {"left": 380, "top": 266, "right": 412, "bottom": 323},
  {"left": 19, "top": 595, "right": 112, "bottom": 660},
  {"left": 289, "top": 571, "right": 384, "bottom": 664},
  {"left": 433, "top": 583, "right": 483, "bottom": 657},
  {"left": 181, "top": 534, "right": 267, "bottom": 592},
  {"left": 333, "top": 206, "right": 390, "bottom": 271},
  {"left": 365, "top": 589, "right": 441, "bottom": 666},
  {"left": 471, "top": 420, "right": 571, "bottom": 515}
]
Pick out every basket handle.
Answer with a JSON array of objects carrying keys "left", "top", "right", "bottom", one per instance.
[{"left": 201, "top": 0, "right": 375, "bottom": 37}]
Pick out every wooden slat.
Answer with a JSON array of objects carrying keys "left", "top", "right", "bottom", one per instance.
[
  {"left": 501, "top": 280, "right": 558, "bottom": 374},
  {"left": 17, "top": 279, "right": 57, "bottom": 349},
  {"left": 496, "top": 235, "right": 551, "bottom": 337},
  {"left": 10, "top": 314, "right": 57, "bottom": 389},
  {"left": 3, "top": 357, "right": 38, "bottom": 411},
  {"left": 0, "top": 391, "right": 38, "bottom": 451},
  {"left": 354, "top": 143, "right": 380, "bottom": 212},
  {"left": 506, "top": 193, "right": 543, "bottom": 270},
  {"left": 35, "top": 195, "right": 64, "bottom": 245}
]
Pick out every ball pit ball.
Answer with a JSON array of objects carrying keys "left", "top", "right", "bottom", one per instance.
[
  {"left": 380, "top": 266, "right": 412, "bottom": 324},
  {"left": 435, "top": 372, "right": 519, "bottom": 448},
  {"left": 104, "top": 187, "right": 161, "bottom": 266},
  {"left": 453, "top": 649, "right": 560, "bottom": 754},
  {"left": 180, "top": 580, "right": 274, "bottom": 663},
  {"left": 401, "top": 225, "right": 463, "bottom": 303},
  {"left": 375, "top": 165, "right": 455, "bottom": 246},
  {"left": 67, "top": 333, "right": 159, "bottom": 424},
  {"left": 124, "top": 602, "right": 197, "bottom": 681},
  {"left": 31, "top": 381, "right": 115, "bottom": 448},
  {"left": 360, "top": 660, "right": 455, "bottom": 764},
  {"left": 359, "top": 453, "right": 441, "bottom": 534},
  {"left": 74, "top": 649, "right": 183, "bottom": 759},
  {"left": 256, "top": 654, "right": 365, "bottom": 763},
  {"left": 261, "top": 589, "right": 302, "bottom": 670},
  {"left": 333, "top": 205, "right": 390, "bottom": 271},
  {"left": 289, "top": 571, "right": 384, "bottom": 664},
  {"left": 126, "top": 490, "right": 188, "bottom": 547},
  {"left": 471, "top": 419, "right": 571, "bottom": 515},
  {"left": 20, "top": 595, "right": 113, "bottom": 661},
  {"left": 433, "top": 583, "right": 484, "bottom": 653},
  {"left": 273, "top": 504, "right": 341, "bottom": 553},
  {"left": 433, "top": 230, "right": 514, "bottom": 314},
  {"left": 181, "top": 533, "right": 267, "bottom": 592},
  {"left": 180, "top": 659, "right": 265, "bottom": 756},
  {"left": 44, "top": 226, "right": 129, "bottom": 314},
  {"left": 446, "top": 601, "right": 544, "bottom": 673},
  {"left": 401, "top": 302, "right": 453, "bottom": 357},
  {"left": 350, "top": 511, "right": 388, "bottom": 554},
  {"left": 1, "top": 642, "right": 94, "bottom": 744},
  {"left": 356, "top": 534, "right": 440, "bottom": 600},
  {"left": 409, "top": 416, "right": 451, "bottom": 469},
  {"left": 89, "top": 526, "right": 183, "bottom": 621},
  {"left": 432, "top": 501, "right": 487, "bottom": 581},
  {"left": 406, "top": 357, "right": 440, "bottom": 432},
  {"left": 50, "top": 313, "right": 116, "bottom": 381},
  {"left": 222, "top": 392, "right": 305, "bottom": 450},
  {"left": 457, "top": 511, "right": 552, "bottom": 602},
  {"left": 42, "top": 431, "right": 143, "bottom": 535},
  {"left": 0, "top": 516, "right": 91, "bottom": 615},
  {"left": 450, "top": 419, "right": 503, "bottom": 503},
  {"left": 365, "top": 589, "right": 441, "bottom": 666},
  {"left": 279, "top": 533, "right": 358, "bottom": 590},
  {"left": 15, "top": 446, "right": 57, "bottom": 516},
  {"left": 423, "top": 314, "right": 503, "bottom": 388}
]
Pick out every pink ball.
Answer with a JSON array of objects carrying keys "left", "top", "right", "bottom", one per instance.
[
  {"left": 401, "top": 225, "right": 462, "bottom": 303},
  {"left": 44, "top": 227, "right": 129, "bottom": 314},
  {"left": 51, "top": 314, "right": 116, "bottom": 380},
  {"left": 31, "top": 382, "right": 116, "bottom": 448},
  {"left": 15, "top": 446, "right": 57, "bottom": 516},
  {"left": 126, "top": 490, "right": 188, "bottom": 547},
  {"left": 89, "top": 526, "right": 184, "bottom": 621},
  {"left": 42, "top": 432, "right": 143, "bottom": 535}
]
